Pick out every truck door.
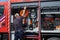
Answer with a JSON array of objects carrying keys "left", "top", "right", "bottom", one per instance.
[{"left": 0, "top": 2, "right": 10, "bottom": 40}]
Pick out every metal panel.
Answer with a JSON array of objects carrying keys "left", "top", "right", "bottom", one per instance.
[
  {"left": 41, "top": 30, "right": 60, "bottom": 33},
  {"left": 41, "top": 1, "right": 60, "bottom": 8},
  {"left": 11, "top": 2, "right": 38, "bottom": 8},
  {"left": 41, "top": 12, "right": 60, "bottom": 14}
]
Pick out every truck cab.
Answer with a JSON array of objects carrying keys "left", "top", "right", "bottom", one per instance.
[{"left": 0, "top": 0, "right": 10, "bottom": 40}]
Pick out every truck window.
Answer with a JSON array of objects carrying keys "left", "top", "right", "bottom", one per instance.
[{"left": 0, "top": 6, "right": 4, "bottom": 16}]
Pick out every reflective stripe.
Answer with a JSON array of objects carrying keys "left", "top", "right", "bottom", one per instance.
[{"left": 0, "top": 16, "right": 5, "bottom": 21}]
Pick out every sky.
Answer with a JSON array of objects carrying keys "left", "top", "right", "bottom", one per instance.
[{"left": 0, "top": 0, "right": 8, "bottom": 2}]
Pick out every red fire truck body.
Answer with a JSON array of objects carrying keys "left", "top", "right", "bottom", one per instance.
[
  {"left": 10, "top": 0, "right": 39, "bottom": 2},
  {"left": 0, "top": 0, "right": 10, "bottom": 40},
  {"left": 0, "top": 2, "right": 9, "bottom": 32}
]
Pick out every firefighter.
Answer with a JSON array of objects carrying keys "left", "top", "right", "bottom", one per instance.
[
  {"left": 13, "top": 6, "right": 27, "bottom": 40},
  {"left": 13, "top": 13, "right": 25, "bottom": 40}
]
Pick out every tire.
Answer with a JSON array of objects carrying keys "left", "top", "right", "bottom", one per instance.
[{"left": 47, "top": 37, "right": 60, "bottom": 40}]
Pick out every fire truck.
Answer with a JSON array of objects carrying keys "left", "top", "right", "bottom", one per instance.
[
  {"left": 1, "top": 0, "right": 60, "bottom": 40},
  {"left": 0, "top": 0, "right": 40, "bottom": 40}
]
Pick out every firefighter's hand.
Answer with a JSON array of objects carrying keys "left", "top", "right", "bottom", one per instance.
[
  {"left": 23, "top": 15, "right": 26, "bottom": 17},
  {"left": 24, "top": 6, "right": 26, "bottom": 10}
]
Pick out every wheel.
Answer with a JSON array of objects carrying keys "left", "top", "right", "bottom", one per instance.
[{"left": 47, "top": 37, "right": 60, "bottom": 40}]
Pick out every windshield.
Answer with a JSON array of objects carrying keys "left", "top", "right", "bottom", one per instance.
[{"left": 0, "top": 6, "right": 4, "bottom": 16}]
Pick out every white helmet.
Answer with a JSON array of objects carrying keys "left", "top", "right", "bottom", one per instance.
[{"left": 15, "top": 13, "right": 19, "bottom": 17}]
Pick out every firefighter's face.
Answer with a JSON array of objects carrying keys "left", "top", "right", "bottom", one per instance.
[
  {"left": 15, "top": 13, "right": 20, "bottom": 18},
  {"left": 16, "top": 15, "right": 19, "bottom": 18}
]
